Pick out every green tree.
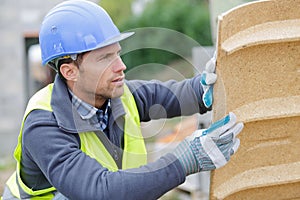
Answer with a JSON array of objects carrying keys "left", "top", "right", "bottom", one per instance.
[
  {"left": 118, "top": 0, "right": 212, "bottom": 71},
  {"left": 100, "top": 0, "right": 212, "bottom": 71},
  {"left": 100, "top": 0, "right": 134, "bottom": 26},
  {"left": 122, "top": 0, "right": 211, "bottom": 45}
]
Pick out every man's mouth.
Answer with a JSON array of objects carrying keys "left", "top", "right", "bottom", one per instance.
[{"left": 112, "top": 76, "right": 124, "bottom": 85}]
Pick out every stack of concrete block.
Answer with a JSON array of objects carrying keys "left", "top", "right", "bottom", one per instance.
[{"left": 210, "top": 0, "right": 300, "bottom": 199}]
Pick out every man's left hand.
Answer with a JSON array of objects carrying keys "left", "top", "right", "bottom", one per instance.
[{"left": 200, "top": 54, "right": 217, "bottom": 108}]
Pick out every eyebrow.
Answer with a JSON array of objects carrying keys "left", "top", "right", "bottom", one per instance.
[{"left": 96, "top": 48, "right": 122, "bottom": 60}]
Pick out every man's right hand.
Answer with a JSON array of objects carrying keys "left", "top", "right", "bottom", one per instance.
[{"left": 173, "top": 112, "right": 244, "bottom": 175}]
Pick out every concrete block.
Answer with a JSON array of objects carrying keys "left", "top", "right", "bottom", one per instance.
[{"left": 210, "top": 0, "right": 300, "bottom": 199}]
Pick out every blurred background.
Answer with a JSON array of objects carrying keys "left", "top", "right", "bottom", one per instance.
[{"left": 0, "top": 0, "right": 253, "bottom": 199}]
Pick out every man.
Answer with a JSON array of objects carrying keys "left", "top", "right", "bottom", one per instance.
[{"left": 2, "top": 0, "right": 243, "bottom": 199}]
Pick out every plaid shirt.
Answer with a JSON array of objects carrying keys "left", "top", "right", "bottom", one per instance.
[{"left": 69, "top": 90, "right": 110, "bottom": 132}]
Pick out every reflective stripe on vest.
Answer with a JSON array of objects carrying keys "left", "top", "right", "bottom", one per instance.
[{"left": 5, "top": 84, "right": 147, "bottom": 199}]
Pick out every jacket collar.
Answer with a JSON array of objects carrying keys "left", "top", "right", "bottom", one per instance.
[{"left": 51, "top": 75, "right": 126, "bottom": 133}]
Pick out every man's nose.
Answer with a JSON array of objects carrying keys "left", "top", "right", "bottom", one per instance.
[{"left": 111, "top": 57, "right": 127, "bottom": 72}]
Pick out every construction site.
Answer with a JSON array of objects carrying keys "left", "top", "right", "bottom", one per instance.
[{"left": 0, "top": 0, "right": 299, "bottom": 199}]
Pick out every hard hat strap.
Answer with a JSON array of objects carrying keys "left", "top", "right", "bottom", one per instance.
[{"left": 48, "top": 54, "right": 78, "bottom": 71}]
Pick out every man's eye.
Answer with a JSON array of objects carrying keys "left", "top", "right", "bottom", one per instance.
[
  {"left": 98, "top": 52, "right": 120, "bottom": 62},
  {"left": 103, "top": 55, "right": 110, "bottom": 60},
  {"left": 97, "top": 55, "right": 109, "bottom": 61}
]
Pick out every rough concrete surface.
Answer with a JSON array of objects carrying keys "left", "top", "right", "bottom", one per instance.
[{"left": 210, "top": 0, "right": 300, "bottom": 199}]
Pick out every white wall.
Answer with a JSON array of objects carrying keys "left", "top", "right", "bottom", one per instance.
[
  {"left": 209, "top": 0, "right": 255, "bottom": 44},
  {"left": 0, "top": 0, "right": 98, "bottom": 162}
]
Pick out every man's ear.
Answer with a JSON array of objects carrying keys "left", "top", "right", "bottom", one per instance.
[{"left": 59, "top": 63, "right": 78, "bottom": 81}]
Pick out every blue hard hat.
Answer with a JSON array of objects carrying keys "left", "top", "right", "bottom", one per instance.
[{"left": 39, "top": 0, "right": 134, "bottom": 66}]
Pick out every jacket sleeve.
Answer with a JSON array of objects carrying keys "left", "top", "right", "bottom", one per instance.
[
  {"left": 22, "top": 110, "right": 185, "bottom": 200},
  {"left": 126, "top": 75, "right": 210, "bottom": 122}
]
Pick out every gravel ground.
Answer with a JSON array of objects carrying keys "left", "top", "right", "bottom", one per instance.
[{"left": 0, "top": 169, "right": 14, "bottom": 194}]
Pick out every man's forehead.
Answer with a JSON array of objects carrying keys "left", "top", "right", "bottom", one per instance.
[{"left": 93, "top": 43, "right": 121, "bottom": 54}]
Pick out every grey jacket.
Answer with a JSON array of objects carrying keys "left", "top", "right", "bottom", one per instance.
[{"left": 20, "top": 75, "right": 210, "bottom": 200}]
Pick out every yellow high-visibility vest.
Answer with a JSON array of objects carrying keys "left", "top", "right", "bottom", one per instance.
[{"left": 5, "top": 84, "right": 147, "bottom": 199}]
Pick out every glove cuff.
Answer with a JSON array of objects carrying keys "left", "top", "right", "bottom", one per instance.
[{"left": 173, "top": 139, "right": 199, "bottom": 176}]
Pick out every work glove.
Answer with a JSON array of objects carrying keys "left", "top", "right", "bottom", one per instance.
[
  {"left": 173, "top": 112, "right": 243, "bottom": 176},
  {"left": 200, "top": 53, "right": 217, "bottom": 108}
]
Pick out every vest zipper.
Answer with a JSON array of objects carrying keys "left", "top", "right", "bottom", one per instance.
[{"left": 94, "top": 131, "right": 122, "bottom": 169}]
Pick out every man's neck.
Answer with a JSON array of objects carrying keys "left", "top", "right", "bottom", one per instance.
[{"left": 67, "top": 82, "right": 106, "bottom": 109}]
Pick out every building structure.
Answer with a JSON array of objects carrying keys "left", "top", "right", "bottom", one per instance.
[{"left": 0, "top": 0, "right": 97, "bottom": 163}]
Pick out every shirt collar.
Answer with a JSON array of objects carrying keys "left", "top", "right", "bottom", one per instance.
[{"left": 68, "top": 89, "right": 110, "bottom": 120}]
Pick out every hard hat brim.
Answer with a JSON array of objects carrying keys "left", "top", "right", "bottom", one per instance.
[{"left": 95, "top": 31, "right": 134, "bottom": 50}]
